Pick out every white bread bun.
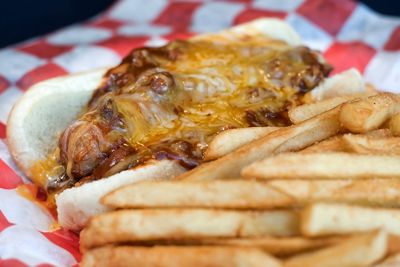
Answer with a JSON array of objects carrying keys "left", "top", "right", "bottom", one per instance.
[
  {"left": 7, "top": 69, "right": 107, "bottom": 174},
  {"left": 6, "top": 67, "right": 186, "bottom": 231},
  {"left": 7, "top": 18, "right": 349, "bottom": 230},
  {"left": 311, "top": 68, "right": 366, "bottom": 101},
  {"left": 57, "top": 160, "right": 185, "bottom": 231},
  {"left": 194, "top": 18, "right": 301, "bottom": 46}
]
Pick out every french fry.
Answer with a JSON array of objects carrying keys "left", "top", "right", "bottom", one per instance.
[
  {"left": 389, "top": 113, "right": 400, "bottom": 137},
  {"left": 365, "top": 128, "right": 393, "bottom": 138},
  {"left": 178, "top": 107, "right": 341, "bottom": 181},
  {"left": 81, "top": 209, "right": 299, "bottom": 249},
  {"left": 366, "top": 83, "right": 378, "bottom": 94},
  {"left": 340, "top": 93, "right": 400, "bottom": 133},
  {"left": 300, "top": 129, "right": 392, "bottom": 154},
  {"left": 204, "top": 127, "right": 280, "bottom": 161},
  {"left": 300, "top": 135, "right": 346, "bottom": 153},
  {"left": 373, "top": 253, "right": 400, "bottom": 267},
  {"left": 242, "top": 152, "right": 400, "bottom": 180},
  {"left": 388, "top": 235, "right": 400, "bottom": 254},
  {"left": 104, "top": 179, "right": 400, "bottom": 210},
  {"left": 268, "top": 179, "right": 400, "bottom": 208},
  {"left": 301, "top": 203, "right": 400, "bottom": 237},
  {"left": 102, "top": 180, "right": 294, "bottom": 209},
  {"left": 81, "top": 246, "right": 281, "bottom": 267},
  {"left": 115, "top": 236, "right": 346, "bottom": 257},
  {"left": 79, "top": 87, "right": 400, "bottom": 266},
  {"left": 284, "top": 230, "right": 387, "bottom": 267},
  {"left": 289, "top": 96, "right": 358, "bottom": 124},
  {"left": 192, "top": 236, "right": 345, "bottom": 257},
  {"left": 343, "top": 134, "right": 400, "bottom": 155}
]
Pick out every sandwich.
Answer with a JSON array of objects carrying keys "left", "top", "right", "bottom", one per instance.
[{"left": 6, "top": 18, "right": 366, "bottom": 230}]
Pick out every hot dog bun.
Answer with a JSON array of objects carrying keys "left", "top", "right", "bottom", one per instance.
[{"left": 6, "top": 19, "right": 368, "bottom": 231}]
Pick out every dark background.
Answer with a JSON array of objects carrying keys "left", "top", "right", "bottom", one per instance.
[
  {"left": 0, "top": 0, "right": 114, "bottom": 48},
  {"left": 0, "top": 0, "right": 399, "bottom": 48}
]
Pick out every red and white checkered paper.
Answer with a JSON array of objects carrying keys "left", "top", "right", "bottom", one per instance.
[{"left": 0, "top": 0, "right": 399, "bottom": 266}]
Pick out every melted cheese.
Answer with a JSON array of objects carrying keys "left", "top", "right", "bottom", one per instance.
[
  {"left": 112, "top": 40, "right": 309, "bottom": 149},
  {"left": 30, "top": 38, "right": 331, "bottom": 194}
]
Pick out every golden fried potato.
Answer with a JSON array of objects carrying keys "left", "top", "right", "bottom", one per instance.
[
  {"left": 301, "top": 203, "right": 400, "bottom": 236},
  {"left": 343, "top": 134, "right": 400, "bottom": 155},
  {"left": 289, "top": 95, "right": 367, "bottom": 124},
  {"left": 268, "top": 179, "right": 400, "bottom": 208},
  {"left": 81, "top": 209, "right": 299, "bottom": 250},
  {"left": 300, "top": 135, "right": 347, "bottom": 153},
  {"left": 389, "top": 113, "right": 400, "bottom": 137},
  {"left": 284, "top": 230, "right": 387, "bottom": 267},
  {"left": 178, "top": 107, "right": 341, "bottom": 181},
  {"left": 82, "top": 246, "right": 281, "bottom": 267},
  {"left": 242, "top": 153, "right": 400, "bottom": 180},
  {"left": 102, "top": 180, "right": 293, "bottom": 209},
  {"left": 340, "top": 93, "right": 400, "bottom": 133},
  {"left": 204, "top": 127, "right": 280, "bottom": 161}
]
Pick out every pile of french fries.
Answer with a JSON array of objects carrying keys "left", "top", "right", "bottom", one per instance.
[{"left": 81, "top": 92, "right": 400, "bottom": 267}]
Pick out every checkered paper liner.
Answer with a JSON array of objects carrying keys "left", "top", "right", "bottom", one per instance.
[{"left": 0, "top": 0, "right": 399, "bottom": 266}]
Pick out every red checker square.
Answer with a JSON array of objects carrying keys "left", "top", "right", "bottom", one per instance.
[
  {"left": 16, "top": 63, "right": 68, "bottom": 91},
  {"left": 384, "top": 26, "right": 400, "bottom": 51},
  {"left": 17, "top": 40, "right": 72, "bottom": 59},
  {"left": 97, "top": 35, "right": 149, "bottom": 57},
  {"left": 89, "top": 18, "right": 125, "bottom": 30},
  {"left": 234, "top": 8, "right": 287, "bottom": 25},
  {"left": 0, "top": 259, "right": 26, "bottom": 267},
  {"left": 219, "top": 0, "right": 253, "bottom": 3},
  {"left": 0, "top": 75, "right": 9, "bottom": 94},
  {"left": 324, "top": 41, "right": 376, "bottom": 75},
  {"left": 297, "top": 0, "right": 356, "bottom": 36},
  {"left": 154, "top": 2, "right": 201, "bottom": 32},
  {"left": 42, "top": 229, "right": 81, "bottom": 262},
  {"left": 0, "top": 122, "right": 5, "bottom": 139},
  {"left": 0, "top": 159, "right": 23, "bottom": 189},
  {"left": 0, "top": 211, "right": 12, "bottom": 232},
  {"left": 163, "top": 32, "right": 196, "bottom": 42}
]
